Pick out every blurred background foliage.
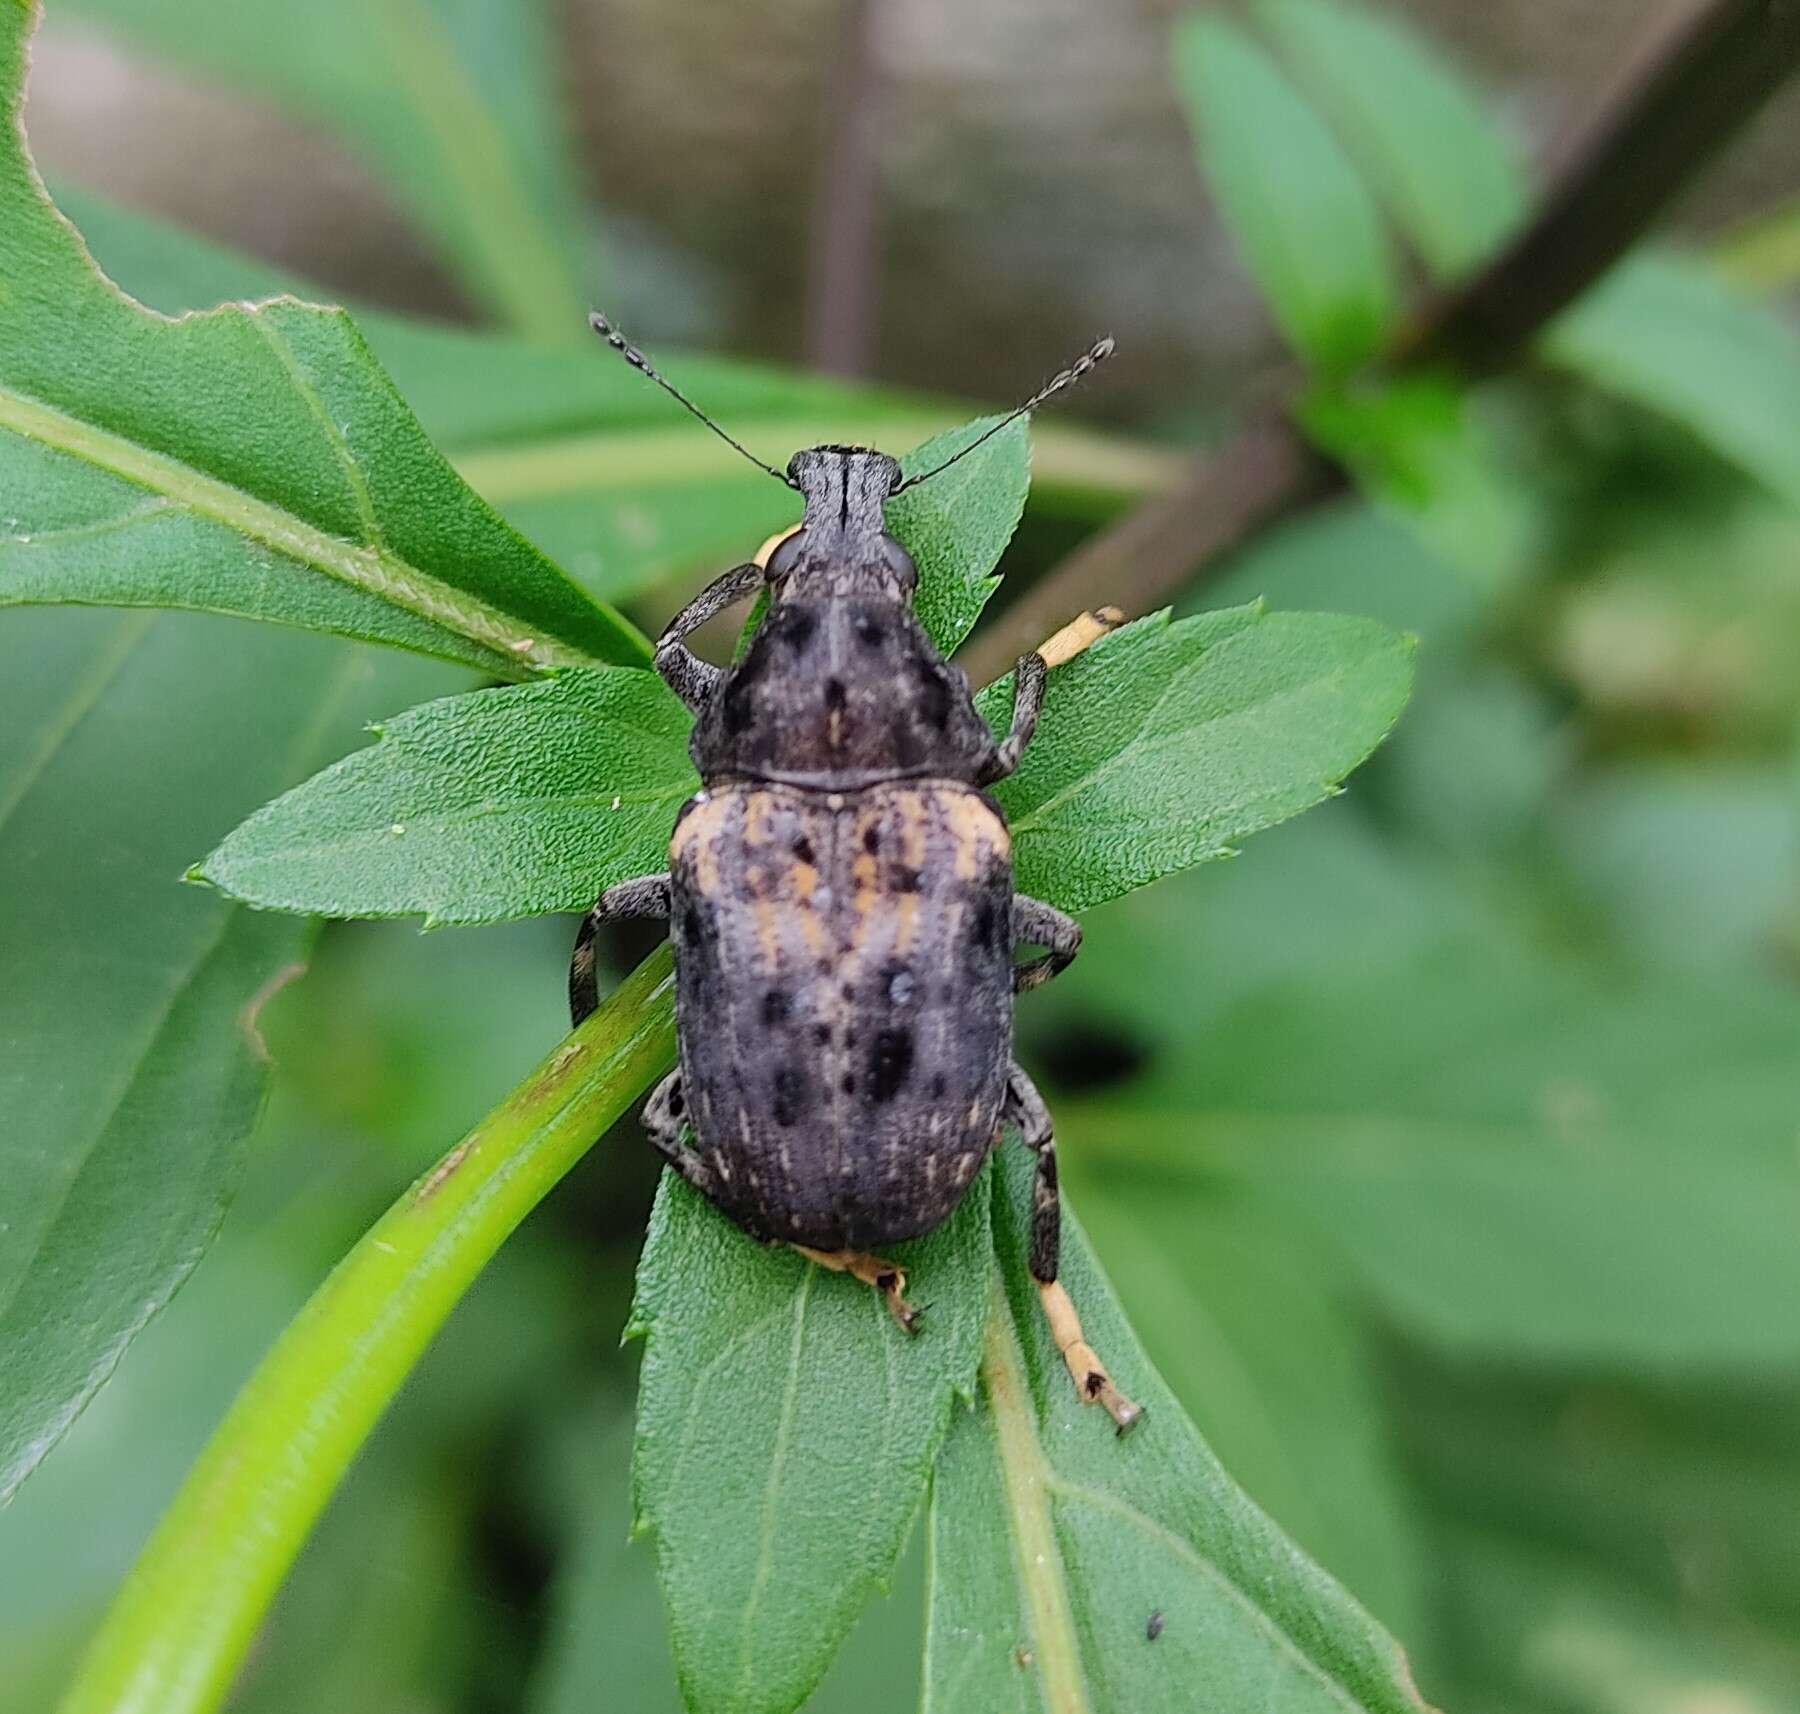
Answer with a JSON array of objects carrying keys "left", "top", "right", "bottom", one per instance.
[{"left": 4, "top": 0, "right": 1799, "bottom": 1710}]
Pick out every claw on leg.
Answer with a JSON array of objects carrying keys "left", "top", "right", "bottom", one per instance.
[
  {"left": 1035, "top": 605, "right": 1125, "bottom": 670},
  {"left": 1036, "top": 1278, "right": 1142, "bottom": 1433},
  {"left": 793, "top": 1245, "right": 923, "bottom": 1335}
]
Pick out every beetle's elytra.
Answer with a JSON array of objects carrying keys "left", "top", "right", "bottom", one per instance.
[{"left": 571, "top": 315, "right": 1140, "bottom": 1431}]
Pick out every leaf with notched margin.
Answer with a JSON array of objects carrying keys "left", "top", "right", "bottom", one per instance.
[{"left": 980, "top": 604, "right": 1416, "bottom": 913}]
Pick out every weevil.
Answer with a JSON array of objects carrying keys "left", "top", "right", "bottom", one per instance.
[{"left": 571, "top": 313, "right": 1140, "bottom": 1431}]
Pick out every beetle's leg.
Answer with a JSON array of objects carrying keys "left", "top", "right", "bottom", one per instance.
[
  {"left": 792, "top": 1245, "right": 923, "bottom": 1335},
  {"left": 641, "top": 1067, "right": 720, "bottom": 1196},
  {"left": 570, "top": 873, "right": 672, "bottom": 1024},
  {"left": 653, "top": 561, "right": 765, "bottom": 712},
  {"left": 1005, "top": 1063, "right": 1142, "bottom": 1433},
  {"left": 979, "top": 650, "right": 1046, "bottom": 785},
  {"left": 978, "top": 606, "right": 1125, "bottom": 784},
  {"left": 1011, "top": 894, "right": 1081, "bottom": 993}
]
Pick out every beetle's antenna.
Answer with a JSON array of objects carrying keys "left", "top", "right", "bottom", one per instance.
[
  {"left": 891, "top": 337, "right": 1115, "bottom": 494},
  {"left": 588, "top": 312, "right": 799, "bottom": 489}
]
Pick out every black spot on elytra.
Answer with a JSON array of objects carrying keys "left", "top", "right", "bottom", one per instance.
[
  {"left": 814, "top": 1023, "right": 832, "bottom": 1046},
  {"left": 867, "top": 1028, "right": 915, "bottom": 1103},
  {"left": 760, "top": 988, "right": 789, "bottom": 1028},
  {"left": 892, "top": 865, "right": 923, "bottom": 894},
  {"left": 970, "top": 899, "right": 999, "bottom": 952},
  {"left": 863, "top": 826, "right": 881, "bottom": 855},
  {"left": 930, "top": 1072, "right": 948, "bottom": 1099},
  {"left": 792, "top": 835, "right": 816, "bottom": 865},
  {"left": 841, "top": 1072, "right": 856, "bottom": 1096},
  {"left": 824, "top": 677, "right": 847, "bottom": 711},
  {"left": 772, "top": 1065, "right": 807, "bottom": 1127},
  {"left": 681, "top": 907, "right": 705, "bottom": 947},
  {"left": 668, "top": 1083, "right": 685, "bottom": 1117}
]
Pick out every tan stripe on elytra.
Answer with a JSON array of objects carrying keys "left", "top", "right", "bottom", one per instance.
[
  {"left": 943, "top": 788, "right": 1009, "bottom": 877},
  {"left": 670, "top": 793, "right": 731, "bottom": 891},
  {"left": 742, "top": 790, "right": 778, "bottom": 849},
  {"left": 790, "top": 855, "right": 825, "bottom": 956}
]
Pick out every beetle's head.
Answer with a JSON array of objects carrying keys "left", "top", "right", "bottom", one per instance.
[{"left": 765, "top": 446, "right": 914, "bottom": 603}]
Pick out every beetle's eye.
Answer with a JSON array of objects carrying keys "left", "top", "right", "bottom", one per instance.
[
  {"left": 880, "top": 535, "right": 917, "bottom": 590},
  {"left": 766, "top": 530, "right": 808, "bottom": 581}
]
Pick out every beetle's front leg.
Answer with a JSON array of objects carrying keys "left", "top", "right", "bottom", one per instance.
[
  {"left": 653, "top": 561, "right": 765, "bottom": 712},
  {"left": 978, "top": 606, "right": 1124, "bottom": 783},
  {"left": 1011, "top": 894, "right": 1081, "bottom": 993},
  {"left": 1004, "top": 1063, "right": 1142, "bottom": 1433},
  {"left": 570, "top": 873, "right": 672, "bottom": 1024}
]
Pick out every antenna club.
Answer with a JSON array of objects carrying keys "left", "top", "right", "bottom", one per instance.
[{"left": 588, "top": 311, "right": 649, "bottom": 372}]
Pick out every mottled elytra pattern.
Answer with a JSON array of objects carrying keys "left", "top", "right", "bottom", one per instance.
[{"left": 669, "top": 783, "right": 1012, "bottom": 1249}]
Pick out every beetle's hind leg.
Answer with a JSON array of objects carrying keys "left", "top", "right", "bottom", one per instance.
[
  {"left": 570, "top": 873, "right": 672, "bottom": 1024},
  {"left": 792, "top": 1245, "right": 923, "bottom": 1336},
  {"left": 1005, "top": 1063, "right": 1142, "bottom": 1434},
  {"left": 641, "top": 1067, "right": 722, "bottom": 1197}
]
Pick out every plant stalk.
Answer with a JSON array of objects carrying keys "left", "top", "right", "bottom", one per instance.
[
  {"left": 57, "top": 948, "right": 677, "bottom": 1714},
  {"left": 964, "top": 0, "right": 1800, "bottom": 685}
]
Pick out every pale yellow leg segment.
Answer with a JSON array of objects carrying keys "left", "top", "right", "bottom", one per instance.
[
  {"left": 793, "top": 1244, "right": 923, "bottom": 1335},
  {"left": 1036, "top": 1278, "right": 1142, "bottom": 1433},
  {"left": 1035, "top": 605, "right": 1125, "bottom": 670},
  {"left": 754, "top": 524, "right": 802, "bottom": 569}
]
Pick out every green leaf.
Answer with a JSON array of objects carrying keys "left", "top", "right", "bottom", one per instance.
[
  {"left": 1071, "top": 1182, "right": 1423, "bottom": 1637},
  {"left": 57, "top": 0, "right": 590, "bottom": 342},
  {"left": 1545, "top": 252, "right": 1800, "bottom": 509},
  {"left": 58, "top": 187, "right": 1163, "bottom": 609},
  {"left": 1171, "top": 14, "right": 1398, "bottom": 374},
  {"left": 1395, "top": 1355, "right": 1800, "bottom": 1712},
  {"left": 983, "top": 606, "right": 1416, "bottom": 913},
  {"left": 0, "top": 5, "right": 645, "bottom": 674},
  {"left": 197, "top": 667, "right": 695, "bottom": 926},
  {"left": 201, "top": 604, "right": 1415, "bottom": 930},
  {"left": 1297, "top": 376, "right": 1537, "bottom": 593},
  {"left": 55, "top": 947, "right": 679, "bottom": 1714},
  {"left": 531, "top": 1411, "right": 932, "bottom": 1714},
  {"left": 1551, "top": 763, "right": 1800, "bottom": 975},
  {"left": 1250, "top": 0, "right": 1528, "bottom": 277},
  {"left": 1232, "top": 3, "right": 1800, "bottom": 510},
  {"left": 629, "top": 1166, "right": 992, "bottom": 1714},
  {"left": 889, "top": 415, "right": 1031, "bottom": 655},
  {"left": 1062, "top": 820, "right": 1800, "bottom": 1369},
  {"left": 923, "top": 1148, "right": 1434, "bottom": 1714},
  {"left": 0, "top": 608, "right": 455, "bottom": 1500}
]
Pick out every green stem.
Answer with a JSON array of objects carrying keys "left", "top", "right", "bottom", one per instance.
[
  {"left": 980, "top": 1273, "right": 1091, "bottom": 1714},
  {"left": 57, "top": 948, "right": 677, "bottom": 1714}
]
